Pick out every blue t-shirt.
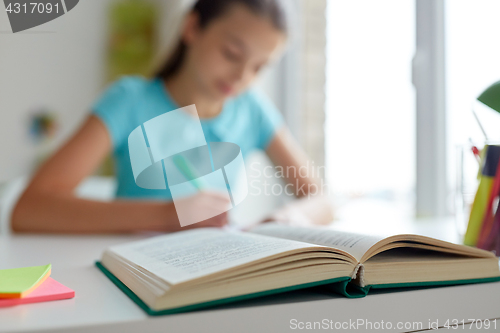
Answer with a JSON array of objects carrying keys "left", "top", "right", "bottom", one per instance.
[{"left": 91, "top": 75, "right": 283, "bottom": 200}]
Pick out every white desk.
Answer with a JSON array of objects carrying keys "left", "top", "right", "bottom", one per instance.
[{"left": 1, "top": 219, "right": 500, "bottom": 333}]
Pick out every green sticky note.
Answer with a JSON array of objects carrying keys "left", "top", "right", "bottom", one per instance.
[{"left": 0, "top": 264, "right": 51, "bottom": 298}]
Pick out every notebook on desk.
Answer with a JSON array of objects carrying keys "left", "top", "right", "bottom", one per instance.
[{"left": 95, "top": 224, "right": 500, "bottom": 315}]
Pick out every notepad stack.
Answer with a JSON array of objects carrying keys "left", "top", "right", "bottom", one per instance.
[{"left": 0, "top": 264, "right": 74, "bottom": 307}]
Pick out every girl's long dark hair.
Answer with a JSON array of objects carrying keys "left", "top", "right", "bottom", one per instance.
[{"left": 155, "top": 0, "right": 288, "bottom": 80}]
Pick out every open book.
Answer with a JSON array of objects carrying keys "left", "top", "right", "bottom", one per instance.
[{"left": 96, "top": 224, "right": 500, "bottom": 315}]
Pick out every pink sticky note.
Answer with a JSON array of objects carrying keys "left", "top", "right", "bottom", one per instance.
[{"left": 0, "top": 278, "right": 74, "bottom": 307}]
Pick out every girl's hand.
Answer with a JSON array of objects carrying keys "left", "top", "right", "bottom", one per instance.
[
  {"left": 240, "top": 207, "right": 311, "bottom": 232},
  {"left": 172, "top": 191, "right": 231, "bottom": 230},
  {"left": 181, "top": 212, "right": 229, "bottom": 230},
  {"left": 261, "top": 206, "right": 312, "bottom": 227}
]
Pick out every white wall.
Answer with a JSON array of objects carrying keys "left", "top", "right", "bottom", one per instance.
[{"left": 0, "top": 0, "right": 113, "bottom": 182}]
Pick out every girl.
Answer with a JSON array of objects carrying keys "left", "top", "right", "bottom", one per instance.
[{"left": 12, "top": 0, "right": 333, "bottom": 233}]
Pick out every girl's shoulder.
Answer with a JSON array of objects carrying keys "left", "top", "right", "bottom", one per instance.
[
  {"left": 107, "top": 75, "right": 155, "bottom": 95},
  {"left": 91, "top": 75, "right": 158, "bottom": 148},
  {"left": 233, "top": 86, "right": 278, "bottom": 114},
  {"left": 230, "top": 86, "right": 284, "bottom": 150}
]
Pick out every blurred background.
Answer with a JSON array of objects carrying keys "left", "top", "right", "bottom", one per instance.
[{"left": 0, "top": 0, "right": 500, "bottom": 230}]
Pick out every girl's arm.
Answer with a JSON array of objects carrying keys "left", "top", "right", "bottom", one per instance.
[
  {"left": 11, "top": 115, "right": 228, "bottom": 233},
  {"left": 263, "top": 127, "right": 334, "bottom": 226}
]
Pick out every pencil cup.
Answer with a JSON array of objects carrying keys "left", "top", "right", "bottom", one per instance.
[{"left": 461, "top": 141, "right": 500, "bottom": 252}]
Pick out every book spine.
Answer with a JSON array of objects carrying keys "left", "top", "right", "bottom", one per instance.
[{"left": 351, "top": 263, "right": 365, "bottom": 287}]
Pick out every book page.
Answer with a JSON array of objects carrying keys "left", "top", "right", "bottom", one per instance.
[
  {"left": 107, "top": 228, "right": 322, "bottom": 285},
  {"left": 249, "top": 224, "right": 384, "bottom": 262}
]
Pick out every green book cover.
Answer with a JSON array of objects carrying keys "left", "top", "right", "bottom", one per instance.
[
  {"left": 328, "top": 276, "right": 500, "bottom": 298},
  {"left": 95, "top": 262, "right": 500, "bottom": 315},
  {"left": 95, "top": 261, "right": 351, "bottom": 316}
]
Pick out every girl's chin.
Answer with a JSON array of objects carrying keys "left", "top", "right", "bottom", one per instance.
[
  {"left": 214, "top": 81, "right": 237, "bottom": 97},
  {"left": 211, "top": 86, "right": 234, "bottom": 99},
  {"left": 203, "top": 81, "right": 238, "bottom": 100}
]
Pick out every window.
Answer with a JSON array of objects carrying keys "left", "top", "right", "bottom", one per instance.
[
  {"left": 325, "top": 0, "right": 416, "bottom": 220},
  {"left": 446, "top": 0, "right": 500, "bottom": 180}
]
